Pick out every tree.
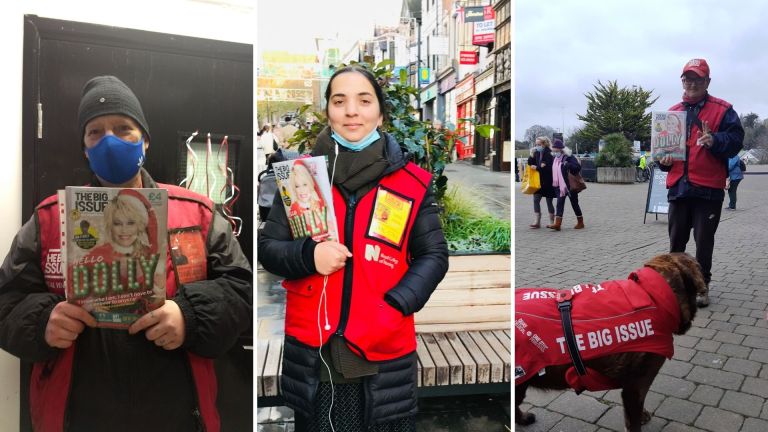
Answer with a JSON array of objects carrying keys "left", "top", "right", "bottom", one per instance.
[
  {"left": 256, "top": 100, "right": 306, "bottom": 126},
  {"left": 742, "top": 112, "right": 759, "bottom": 129},
  {"left": 740, "top": 113, "right": 768, "bottom": 150},
  {"left": 577, "top": 80, "right": 658, "bottom": 145},
  {"left": 522, "top": 124, "right": 557, "bottom": 147},
  {"left": 595, "top": 133, "right": 633, "bottom": 167},
  {"left": 566, "top": 127, "right": 597, "bottom": 154}
]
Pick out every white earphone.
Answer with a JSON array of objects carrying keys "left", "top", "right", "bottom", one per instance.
[{"left": 315, "top": 140, "right": 341, "bottom": 432}]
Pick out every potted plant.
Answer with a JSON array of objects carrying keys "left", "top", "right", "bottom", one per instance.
[{"left": 595, "top": 133, "right": 635, "bottom": 183}]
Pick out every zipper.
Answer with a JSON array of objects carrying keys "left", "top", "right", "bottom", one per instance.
[
  {"left": 192, "top": 407, "right": 204, "bottom": 432},
  {"left": 335, "top": 195, "right": 357, "bottom": 336},
  {"left": 184, "top": 356, "right": 207, "bottom": 432}
]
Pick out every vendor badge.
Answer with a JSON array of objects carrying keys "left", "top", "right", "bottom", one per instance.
[{"left": 367, "top": 187, "right": 413, "bottom": 248}]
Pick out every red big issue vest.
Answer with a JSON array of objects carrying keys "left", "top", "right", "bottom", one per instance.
[
  {"left": 515, "top": 267, "right": 680, "bottom": 390},
  {"left": 282, "top": 163, "right": 432, "bottom": 362},
  {"left": 33, "top": 184, "right": 220, "bottom": 432},
  {"left": 667, "top": 95, "right": 731, "bottom": 189}
]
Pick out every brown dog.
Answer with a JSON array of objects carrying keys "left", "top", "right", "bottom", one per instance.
[{"left": 515, "top": 253, "right": 705, "bottom": 432}]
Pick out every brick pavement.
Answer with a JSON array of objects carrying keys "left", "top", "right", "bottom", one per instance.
[{"left": 515, "top": 166, "right": 768, "bottom": 432}]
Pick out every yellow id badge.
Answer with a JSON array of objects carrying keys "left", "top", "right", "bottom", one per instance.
[{"left": 366, "top": 187, "right": 414, "bottom": 249}]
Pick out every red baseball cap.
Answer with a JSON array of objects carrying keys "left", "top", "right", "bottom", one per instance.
[{"left": 681, "top": 58, "right": 710, "bottom": 78}]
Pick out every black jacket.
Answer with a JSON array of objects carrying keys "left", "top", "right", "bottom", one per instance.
[
  {"left": 556, "top": 153, "right": 582, "bottom": 194},
  {"left": 258, "top": 132, "right": 448, "bottom": 424},
  {"left": 0, "top": 170, "right": 252, "bottom": 431},
  {"left": 528, "top": 147, "right": 556, "bottom": 198}
]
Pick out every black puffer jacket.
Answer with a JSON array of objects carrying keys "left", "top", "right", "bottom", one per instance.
[{"left": 258, "top": 131, "right": 448, "bottom": 424}]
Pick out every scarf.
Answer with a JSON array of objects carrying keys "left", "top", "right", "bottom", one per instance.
[
  {"left": 312, "top": 127, "right": 389, "bottom": 199},
  {"left": 682, "top": 91, "right": 707, "bottom": 105},
  {"left": 552, "top": 155, "right": 568, "bottom": 196}
]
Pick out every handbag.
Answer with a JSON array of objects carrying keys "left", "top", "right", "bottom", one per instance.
[
  {"left": 521, "top": 165, "right": 541, "bottom": 194},
  {"left": 568, "top": 171, "right": 587, "bottom": 193}
]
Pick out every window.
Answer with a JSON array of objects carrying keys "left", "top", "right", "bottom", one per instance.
[{"left": 178, "top": 133, "right": 241, "bottom": 205}]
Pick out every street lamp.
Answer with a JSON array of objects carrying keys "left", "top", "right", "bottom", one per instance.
[{"left": 399, "top": 15, "right": 422, "bottom": 120}]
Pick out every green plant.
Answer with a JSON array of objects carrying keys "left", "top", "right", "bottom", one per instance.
[
  {"left": 595, "top": 132, "right": 634, "bottom": 167},
  {"left": 439, "top": 184, "right": 510, "bottom": 253},
  {"left": 287, "top": 104, "right": 327, "bottom": 152}
]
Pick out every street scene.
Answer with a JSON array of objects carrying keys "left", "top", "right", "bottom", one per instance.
[
  {"left": 516, "top": 1, "right": 768, "bottom": 430},
  {"left": 257, "top": 0, "right": 511, "bottom": 430},
  {"left": 515, "top": 168, "right": 768, "bottom": 432}
]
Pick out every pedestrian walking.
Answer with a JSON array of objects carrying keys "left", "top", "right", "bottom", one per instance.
[
  {"left": 260, "top": 124, "right": 280, "bottom": 165},
  {"left": 658, "top": 58, "right": 744, "bottom": 307},
  {"left": 527, "top": 136, "right": 556, "bottom": 228},
  {"left": 547, "top": 139, "right": 585, "bottom": 230},
  {"left": 258, "top": 65, "right": 448, "bottom": 432},
  {"left": 725, "top": 154, "right": 745, "bottom": 210}
]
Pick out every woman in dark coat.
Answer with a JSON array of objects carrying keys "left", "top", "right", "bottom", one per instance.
[
  {"left": 548, "top": 139, "right": 585, "bottom": 230},
  {"left": 258, "top": 65, "right": 449, "bottom": 432},
  {"left": 527, "top": 136, "right": 556, "bottom": 228}
]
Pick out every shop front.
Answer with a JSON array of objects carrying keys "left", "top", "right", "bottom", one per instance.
[{"left": 455, "top": 74, "right": 475, "bottom": 160}]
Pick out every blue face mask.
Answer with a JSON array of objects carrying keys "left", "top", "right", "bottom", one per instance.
[
  {"left": 331, "top": 128, "right": 381, "bottom": 152},
  {"left": 86, "top": 134, "right": 145, "bottom": 184}
]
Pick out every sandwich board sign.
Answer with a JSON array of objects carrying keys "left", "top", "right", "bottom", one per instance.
[{"left": 644, "top": 166, "right": 668, "bottom": 223}]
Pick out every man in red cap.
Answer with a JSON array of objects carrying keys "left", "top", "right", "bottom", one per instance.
[{"left": 658, "top": 59, "right": 743, "bottom": 307}]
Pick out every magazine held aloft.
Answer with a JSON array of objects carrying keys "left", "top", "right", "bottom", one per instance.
[{"left": 650, "top": 111, "right": 688, "bottom": 161}]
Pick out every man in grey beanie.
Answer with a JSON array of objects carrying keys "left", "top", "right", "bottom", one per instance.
[
  {"left": 78, "top": 75, "right": 151, "bottom": 187},
  {"left": 0, "top": 75, "right": 252, "bottom": 431}
]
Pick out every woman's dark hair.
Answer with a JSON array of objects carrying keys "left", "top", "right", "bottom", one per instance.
[{"left": 324, "top": 65, "right": 388, "bottom": 123}]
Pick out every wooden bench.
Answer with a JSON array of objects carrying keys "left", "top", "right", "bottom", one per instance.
[{"left": 257, "top": 254, "right": 511, "bottom": 404}]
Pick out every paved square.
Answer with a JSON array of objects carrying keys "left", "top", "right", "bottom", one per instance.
[{"left": 515, "top": 166, "right": 768, "bottom": 431}]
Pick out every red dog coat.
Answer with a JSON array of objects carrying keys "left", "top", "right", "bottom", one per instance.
[{"left": 515, "top": 267, "right": 680, "bottom": 392}]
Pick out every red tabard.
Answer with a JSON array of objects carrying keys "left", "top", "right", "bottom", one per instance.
[
  {"left": 515, "top": 267, "right": 680, "bottom": 391},
  {"left": 667, "top": 95, "right": 731, "bottom": 190},
  {"left": 282, "top": 162, "right": 432, "bottom": 362},
  {"left": 32, "top": 184, "right": 220, "bottom": 432}
]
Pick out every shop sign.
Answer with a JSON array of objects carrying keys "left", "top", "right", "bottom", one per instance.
[{"left": 459, "top": 51, "right": 478, "bottom": 65}]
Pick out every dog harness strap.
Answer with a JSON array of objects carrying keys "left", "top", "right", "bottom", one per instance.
[{"left": 556, "top": 290, "right": 587, "bottom": 376}]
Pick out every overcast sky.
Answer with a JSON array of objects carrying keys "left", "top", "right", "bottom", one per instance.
[
  {"left": 257, "top": 0, "right": 403, "bottom": 61},
  {"left": 515, "top": 0, "right": 768, "bottom": 140}
]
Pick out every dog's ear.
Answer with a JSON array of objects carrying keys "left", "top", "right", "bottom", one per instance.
[
  {"left": 645, "top": 253, "right": 704, "bottom": 334},
  {"left": 667, "top": 253, "right": 705, "bottom": 333}
]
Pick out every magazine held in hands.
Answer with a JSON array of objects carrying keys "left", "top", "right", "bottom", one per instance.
[
  {"left": 272, "top": 156, "right": 339, "bottom": 242},
  {"left": 60, "top": 187, "right": 168, "bottom": 329},
  {"left": 651, "top": 111, "right": 687, "bottom": 161}
]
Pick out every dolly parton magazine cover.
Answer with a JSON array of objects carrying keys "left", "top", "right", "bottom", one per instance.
[
  {"left": 60, "top": 187, "right": 168, "bottom": 329},
  {"left": 272, "top": 156, "right": 339, "bottom": 242}
]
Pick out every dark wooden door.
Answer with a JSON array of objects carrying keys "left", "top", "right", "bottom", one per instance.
[{"left": 21, "top": 15, "right": 253, "bottom": 431}]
